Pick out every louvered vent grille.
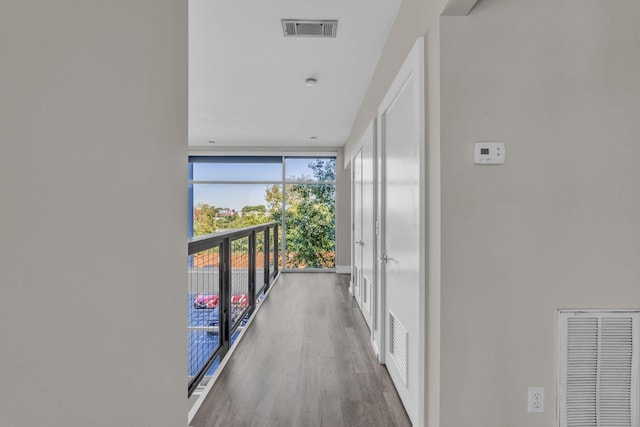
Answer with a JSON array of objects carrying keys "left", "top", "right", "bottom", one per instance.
[
  {"left": 285, "top": 22, "right": 296, "bottom": 35},
  {"left": 560, "top": 311, "right": 639, "bottom": 427},
  {"left": 281, "top": 20, "right": 338, "bottom": 38},
  {"left": 390, "top": 311, "right": 408, "bottom": 385},
  {"left": 600, "top": 317, "right": 633, "bottom": 425},
  {"left": 566, "top": 317, "right": 598, "bottom": 426}
]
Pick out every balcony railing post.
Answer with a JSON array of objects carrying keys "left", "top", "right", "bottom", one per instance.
[
  {"left": 221, "top": 237, "right": 231, "bottom": 352},
  {"left": 262, "top": 229, "right": 268, "bottom": 291},
  {"left": 274, "top": 223, "right": 279, "bottom": 277},
  {"left": 265, "top": 227, "right": 270, "bottom": 290},
  {"left": 248, "top": 230, "right": 256, "bottom": 313}
]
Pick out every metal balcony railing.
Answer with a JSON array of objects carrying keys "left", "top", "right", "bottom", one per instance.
[{"left": 187, "top": 222, "right": 279, "bottom": 397}]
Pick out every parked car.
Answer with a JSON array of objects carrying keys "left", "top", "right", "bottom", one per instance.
[
  {"left": 205, "top": 301, "right": 249, "bottom": 335},
  {"left": 193, "top": 294, "right": 218, "bottom": 309},
  {"left": 231, "top": 294, "right": 248, "bottom": 308},
  {"left": 194, "top": 293, "right": 248, "bottom": 310}
]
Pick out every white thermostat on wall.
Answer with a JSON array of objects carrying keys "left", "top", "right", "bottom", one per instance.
[{"left": 474, "top": 142, "right": 505, "bottom": 164}]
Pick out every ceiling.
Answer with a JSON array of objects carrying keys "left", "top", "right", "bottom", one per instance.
[{"left": 188, "top": 0, "right": 401, "bottom": 149}]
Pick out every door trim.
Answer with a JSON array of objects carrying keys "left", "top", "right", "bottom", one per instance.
[{"left": 352, "top": 148, "right": 363, "bottom": 308}]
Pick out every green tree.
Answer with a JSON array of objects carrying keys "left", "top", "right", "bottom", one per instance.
[
  {"left": 285, "top": 184, "right": 335, "bottom": 268},
  {"left": 193, "top": 203, "right": 218, "bottom": 236},
  {"left": 265, "top": 185, "right": 282, "bottom": 215},
  {"left": 266, "top": 159, "right": 336, "bottom": 268},
  {"left": 241, "top": 205, "right": 266, "bottom": 214},
  {"left": 226, "top": 211, "right": 269, "bottom": 229},
  {"left": 309, "top": 158, "right": 336, "bottom": 181}
]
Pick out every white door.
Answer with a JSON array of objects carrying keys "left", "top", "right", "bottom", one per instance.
[
  {"left": 360, "top": 125, "right": 375, "bottom": 332},
  {"left": 352, "top": 149, "right": 363, "bottom": 309},
  {"left": 378, "top": 38, "right": 425, "bottom": 425}
]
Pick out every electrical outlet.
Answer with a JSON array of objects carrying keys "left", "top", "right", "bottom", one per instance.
[{"left": 528, "top": 387, "right": 544, "bottom": 413}]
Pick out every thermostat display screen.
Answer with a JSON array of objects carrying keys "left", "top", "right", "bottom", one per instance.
[{"left": 480, "top": 148, "right": 490, "bottom": 155}]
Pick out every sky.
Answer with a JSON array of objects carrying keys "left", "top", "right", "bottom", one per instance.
[
  {"left": 191, "top": 158, "right": 334, "bottom": 211},
  {"left": 192, "top": 183, "right": 276, "bottom": 211}
]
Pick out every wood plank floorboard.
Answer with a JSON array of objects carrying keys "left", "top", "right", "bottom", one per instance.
[{"left": 190, "top": 273, "right": 411, "bottom": 427}]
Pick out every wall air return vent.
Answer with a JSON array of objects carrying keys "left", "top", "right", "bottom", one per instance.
[
  {"left": 390, "top": 311, "right": 408, "bottom": 386},
  {"left": 282, "top": 20, "right": 337, "bottom": 38},
  {"left": 558, "top": 310, "right": 639, "bottom": 427}
]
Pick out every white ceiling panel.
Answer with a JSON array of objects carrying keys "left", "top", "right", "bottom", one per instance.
[{"left": 189, "top": 0, "right": 401, "bottom": 148}]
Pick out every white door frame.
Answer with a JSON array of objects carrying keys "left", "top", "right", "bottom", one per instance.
[
  {"left": 352, "top": 148, "right": 363, "bottom": 308},
  {"left": 377, "top": 36, "right": 426, "bottom": 427}
]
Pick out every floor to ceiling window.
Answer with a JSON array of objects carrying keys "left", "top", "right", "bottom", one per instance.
[{"left": 189, "top": 155, "right": 336, "bottom": 270}]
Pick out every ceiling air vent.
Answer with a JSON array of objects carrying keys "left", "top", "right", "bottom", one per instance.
[{"left": 281, "top": 20, "right": 337, "bottom": 38}]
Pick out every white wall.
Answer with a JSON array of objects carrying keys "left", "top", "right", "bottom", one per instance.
[
  {"left": 0, "top": 2, "right": 187, "bottom": 427},
  {"left": 440, "top": 0, "right": 640, "bottom": 425}
]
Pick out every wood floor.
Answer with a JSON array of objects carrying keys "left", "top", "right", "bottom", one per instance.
[{"left": 190, "top": 273, "right": 411, "bottom": 427}]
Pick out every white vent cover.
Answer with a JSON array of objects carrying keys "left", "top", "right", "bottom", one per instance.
[
  {"left": 282, "top": 20, "right": 337, "bottom": 38},
  {"left": 390, "top": 311, "right": 408, "bottom": 385},
  {"left": 559, "top": 310, "right": 639, "bottom": 427}
]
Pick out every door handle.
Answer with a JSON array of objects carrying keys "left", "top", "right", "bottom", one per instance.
[
  {"left": 377, "top": 254, "right": 388, "bottom": 264},
  {"left": 355, "top": 240, "right": 364, "bottom": 246}
]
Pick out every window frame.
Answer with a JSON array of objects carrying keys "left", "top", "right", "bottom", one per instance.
[{"left": 188, "top": 153, "right": 337, "bottom": 271}]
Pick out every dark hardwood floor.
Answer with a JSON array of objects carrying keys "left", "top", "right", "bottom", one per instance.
[{"left": 190, "top": 273, "right": 411, "bottom": 427}]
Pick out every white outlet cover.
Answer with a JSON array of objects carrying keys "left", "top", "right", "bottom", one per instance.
[
  {"left": 528, "top": 387, "right": 544, "bottom": 413},
  {"left": 474, "top": 142, "right": 505, "bottom": 164}
]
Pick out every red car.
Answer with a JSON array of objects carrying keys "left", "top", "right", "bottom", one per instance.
[
  {"left": 231, "top": 294, "right": 248, "bottom": 308},
  {"left": 193, "top": 294, "right": 218, "bottom": 309},
  {"left": 193, "top": 293, "right": 248, "bottom": 309}
]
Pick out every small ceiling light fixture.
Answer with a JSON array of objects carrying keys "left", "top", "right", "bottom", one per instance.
[
  {"left": 305, "top": 77, "right": 317, "bottom": 87},
  {"left": 208, "top": 140, "right": 216, "bottom": 144}
]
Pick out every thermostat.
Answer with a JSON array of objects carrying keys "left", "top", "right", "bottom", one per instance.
[{"left": 474, "top": 142, "right": 505, "bottom": 164}]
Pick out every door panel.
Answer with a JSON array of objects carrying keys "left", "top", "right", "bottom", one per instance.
[{"left": 378, "top": 38, "right": 424, "bottom": 425}]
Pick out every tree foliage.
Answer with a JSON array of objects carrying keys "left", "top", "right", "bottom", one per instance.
[
  {"left": 241, "top": 205, "right": 266, "bottom": 214},
  {"left": 266, "top": 159, "right": 336, "bottom": 268},
  {"left": 193, "top": 204, "right": 219, "bottom": 235},
  {"left": 193, "top": 204, "right": 271, "bottom": 236}
]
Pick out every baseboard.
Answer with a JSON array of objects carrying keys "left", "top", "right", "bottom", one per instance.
[
  {"left": 335, "top": 265, "right": 351, "bottom": 274},
  {"left": 370, "top": 336, "right": 379, "bottom": 360}
]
